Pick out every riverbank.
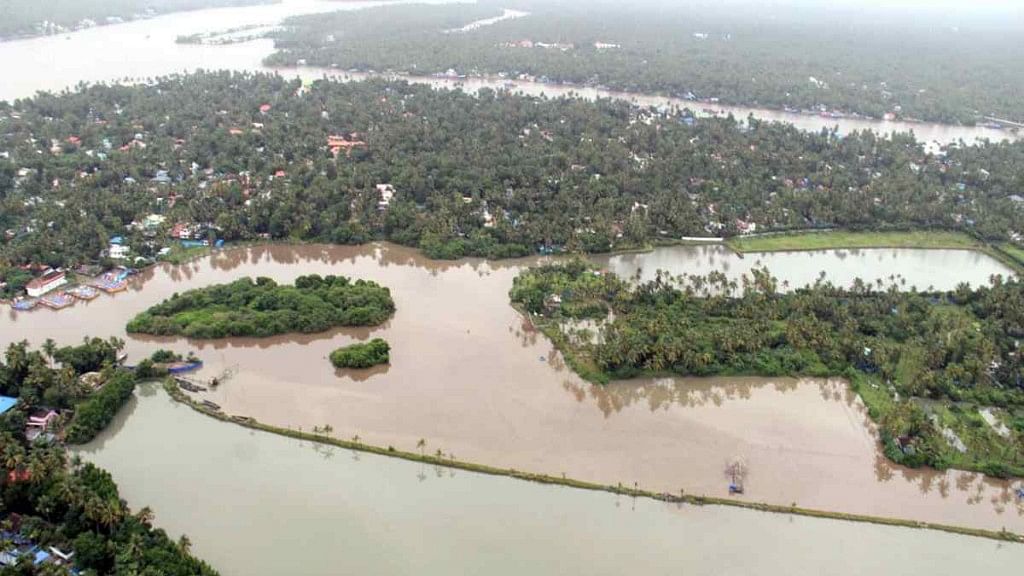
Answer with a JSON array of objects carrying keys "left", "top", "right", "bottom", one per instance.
[
  {"left": 725, "top": 230, "right": 1024, "bottom": 275},
  {"left": 513, "top": 260, "right": 1024, "bottom": 480},
  {"left": 8, "top": 242, "right": 1018, "bottom": 534},
  {"left": 162, "top": 380, "right": 1022, "bottom": 544}
]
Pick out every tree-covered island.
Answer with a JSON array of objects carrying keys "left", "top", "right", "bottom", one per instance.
[
  {"left": 330, "top": 338, "right": 390, "bottom": 369},
  {"left": 126, "top": 274, "right": 395, "bottom": 338},
  {"left": 510, "top": 260, "right": 1024, "bottom": 478}
]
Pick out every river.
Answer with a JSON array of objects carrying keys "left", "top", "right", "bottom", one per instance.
[
  {"left": 75, "top": 384, "right": 1024, "bottom": 576},
  {"left": 6, "top": 242, "right": 1021, "bottom": 538},
  {"left": 3, "top": 0, "right": 1023, "bottom": 569},
  {"left": 0, "top": 0, "right": 1016, "bottom": 147}
]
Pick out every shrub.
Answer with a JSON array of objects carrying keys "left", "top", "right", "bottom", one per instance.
[{"left": 330, "top": 338, "right": 390, "bottom": 369}]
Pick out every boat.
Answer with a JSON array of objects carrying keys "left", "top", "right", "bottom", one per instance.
[
  {"left": 166, "top": 361, "right": 203, "bottom": 374},
  {"left": 39, "top": 292, "right": 74, "bottom": 309},
  {"left": 68, "top": 285, "right": 100, "bottom": 300},
  {"left": 201, "top": 400, "right": 221, "bottom": 411},
  {"left": 94, "top": 274, "right": 128, "bottom": 293},
  {"left": 11, "top": 298, "right": 37, "bottom": 311}
]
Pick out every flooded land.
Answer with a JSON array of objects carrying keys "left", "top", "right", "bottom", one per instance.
[
  {"left": 0, "top": 0, "right": 1017, "bottom": 147},
  {"left": 76, "top": 385, "right": 1024, "bottom": 576},
  {"left": 6, "top": 243, "right": 1021, "bottom": 535},
  {"left": 2, "top": 2, "right": 1023, "bottom": 571}
]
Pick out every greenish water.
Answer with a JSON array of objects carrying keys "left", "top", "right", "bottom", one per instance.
[{"left": 77, "top": 385, "right": 1024, "bottom": 576}]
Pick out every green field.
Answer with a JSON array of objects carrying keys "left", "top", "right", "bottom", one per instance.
[{"left": 727, "top": 230, "right": 982, "bottom": 253}]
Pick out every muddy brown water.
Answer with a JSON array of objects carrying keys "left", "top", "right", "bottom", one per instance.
[
  {"left": 0, "top": 0, "right": 1017, "bottom": 147},
  {"left": 4, "top": 242, "right": 1022, "bottom": 534},
  {"left": 74, "top": 385, "right": 1024, "bottom": 576}
]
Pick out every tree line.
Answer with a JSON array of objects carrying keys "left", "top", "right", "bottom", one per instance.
[
  {"left": 267, "top": 0, "right": 1024, "bottom": 125},
  {"left": 511, "top": 261, "right": 1024, "bottom": 477}
]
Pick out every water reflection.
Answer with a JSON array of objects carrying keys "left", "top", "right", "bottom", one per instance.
[
  {"left": 78, "top": 388, "right": 1024, "bottom": 576},
  {"left": 7, "top": 241, "right": 1022, "bottom": 533}
]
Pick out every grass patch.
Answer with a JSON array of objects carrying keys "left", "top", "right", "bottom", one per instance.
[
  {"left": 158, "top": 244, "right": 210, "bottom": 265},
  {"left": 728, "top": 230, "right": 983, "bottom": 253}
]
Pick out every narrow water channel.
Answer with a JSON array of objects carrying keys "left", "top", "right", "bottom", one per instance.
[{"left": 76, "top": 384, "right": 1024, "bottom": 576}]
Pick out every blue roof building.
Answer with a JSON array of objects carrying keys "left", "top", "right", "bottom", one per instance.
[{"left": 0, "top": 396, "right": 17, "bottom": 415}]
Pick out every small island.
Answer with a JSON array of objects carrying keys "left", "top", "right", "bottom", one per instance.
[
  {"left": 510, "top": 260, "right": 1024, "bottom": 478},
  {"left": 330, "top": 338, "right": 390, "bottom": 369},
  {"left": 127, "top": 275, "right": 395, "bottom": 338}
]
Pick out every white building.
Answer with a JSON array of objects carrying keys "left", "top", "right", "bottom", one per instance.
[
  {"left": 26, "top": 270, "right": 67, "bottom": 297},
  {"left": 109, "top": 243, "right": 130, "bottom": 259},
  {"left": 376, "top": 184, "right": 396, "bottom": 210}
]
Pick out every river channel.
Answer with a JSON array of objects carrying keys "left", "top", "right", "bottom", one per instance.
[
  {"left": 0, "top": 0, "right": 1017, "bottom": 147},
  {"left": 74, "top": 383, "right": 1024, "bottom": 576},
  {"left": 4, "top": 242, "right": 1020, "bottom": 538},
  {"left": 2, "top": 0, "right": 1023, "bottom": 570}
]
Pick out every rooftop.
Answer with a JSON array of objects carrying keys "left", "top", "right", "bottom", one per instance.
[{"left": 0, "top": 396, "right": 17, "bottom": 415}]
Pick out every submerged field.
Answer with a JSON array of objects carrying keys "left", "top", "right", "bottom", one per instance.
[{"left": 727, "top": 230, "right": 984, "bottom": 253}]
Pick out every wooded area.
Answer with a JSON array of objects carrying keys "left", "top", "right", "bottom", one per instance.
[
  {"left": 511, "top": 261, "right": 1024, "bottom": 476},
  {"left": 3, "top": 72, "right": 1024, "bottom": 270}
]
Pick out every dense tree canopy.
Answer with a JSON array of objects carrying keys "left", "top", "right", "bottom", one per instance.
[
  {"left": 268, "top": 0, "right": 1024, "bottom": 125},
  {"left": 329, "top": 338, "right": 390, "bottom": 369},
  {"left": 0, "top": 341, "right": 216, "bottom": 574},
  {"left": 3, "top": 71, "right": 1024, "bottom": 271},
  {"left": 511, "top": 261, "right": 1024, "bottom": 477},
  {"left": 126, "top": 274, "right": 395, "bottom": 338}
]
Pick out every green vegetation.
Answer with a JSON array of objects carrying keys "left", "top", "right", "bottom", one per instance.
[
  {"left": 727, "top": 230, "right": 983, "bottom": 253},
  {"left": 510, "top": 261, "right": 1024, "bottom": 477},
  {"left": 996, "top": 243, "right": 1024, "bottom": 267},
  {"left": 52, "top": 336, "right": 123, "bottom": 374},
  {"left": 64, "top": 370, "right": 136, "bottom": 444},
  {"left": 126, "top": 274, "right": 395, "bottom": 338},
  {"left": 0, "top": 0, "right": 273, "bottom": 40},
  {"left": 330, "top": 338, "right": 390, "bottom": 369},
  {"left": 0, "top": 341, "right": 217, "bottom": 574},
  {"left": 268, "top": 0, "right": 1024, "bottom": 125},
  {"left": 0, "top": 267, "right": 33, "bottom": 299},
  {"left": 158, "top": 244, "right": 210, "bottom": 265},
  {"left": 4, "top": 72, "right": 1024, "bottom": 270}
]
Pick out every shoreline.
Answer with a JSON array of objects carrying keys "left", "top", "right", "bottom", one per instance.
[
  {"left": 276, "top": 66, "right": 1023, "bottom": 140},
  {"left": 6, "top": 231, "right": 1018, "bottom": 315},
  {"left": 162, "top": 380, "right": 1024, "bottom": 544}
]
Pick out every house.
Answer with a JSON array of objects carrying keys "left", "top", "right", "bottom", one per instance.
[
  {"left": 376, "top": 184, "right": 396, "bottom": 210},
  {"left": 259, "top": 104, "right": 272, "bottom": 114},
  {"left": 27, "top": 410, "right": 58, "bottom": 428},
  {"left": 152, "top": 170, "right": 171, "bottom": 184},
  {"left": 108, "top": 238, "right": 130, "bottom": 260},
  {"left": 327, "top": 135, "right": 366, "bottom": 157},
  {"left": 735, "top": 219, "right": 757, "bottom": 234},
  {"left": 25, "top": 270, "right": 66, "bottom": 297}
]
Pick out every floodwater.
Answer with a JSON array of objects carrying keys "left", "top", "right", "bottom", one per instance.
[
  {"left": 0, "top": 0, "right": 1016, "bottom": 146},
  {"left": 76, "top": 385, "right": 1024, "bottom": 576},
  {"left": 594, "top": 244, "right": 1013, "bottom": 289},
  {"left": 5, "top": 243, "right": 1022, "bottom": 534}
]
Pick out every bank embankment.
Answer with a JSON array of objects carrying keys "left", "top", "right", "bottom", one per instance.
[{"left": 163, "top": 380, "right": 1023, "bottom": 544}]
